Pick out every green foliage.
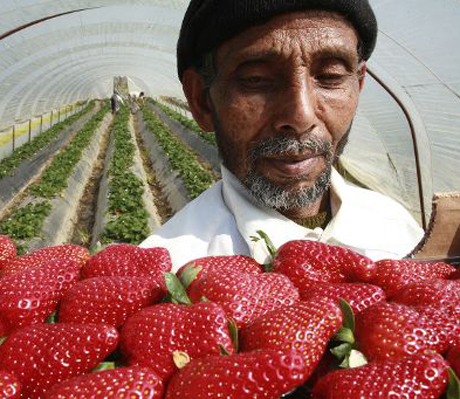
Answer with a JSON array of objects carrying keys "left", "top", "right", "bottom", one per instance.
[
  {"left": 150, "top": 99, "right": 217, "bottom": 146},
  {"left": 29, "top": 105, "right": 109, "bottom": 198},
  {"left": 101, "top": 106, "right": 151, "bottom": 244},
  {"left": 142, "top": 106, "right": 217, "bottom": 199},
  {"left": 0, "top": 201, "right": 51, "bottom": 240},
  {"left": 0, "top": 101, "right": 95, "bottom": 180}
]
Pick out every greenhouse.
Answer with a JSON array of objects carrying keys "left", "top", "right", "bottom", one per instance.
[{"left": 0, "top": 0, "right": 459, "bottom": 398}]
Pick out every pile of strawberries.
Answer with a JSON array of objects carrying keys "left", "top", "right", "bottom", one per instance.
[{"left": 0, "top": 233, "right": 459, "bottom": 398}]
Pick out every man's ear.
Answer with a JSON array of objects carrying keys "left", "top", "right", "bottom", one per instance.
[
  {"left": 182, "top": 68, "right": 214, "bottom": 131},
  {"left": 358, "top": 61, "right": 367, "bottom": 92}
]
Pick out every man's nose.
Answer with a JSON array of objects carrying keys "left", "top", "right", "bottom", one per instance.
[{"left": 273, "top": 80, "right": 317, "bottom": 135}]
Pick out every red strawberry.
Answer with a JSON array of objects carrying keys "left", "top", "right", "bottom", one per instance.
[
  {"left": 0, "top": 258, "right": 80, "bottom": 333},
  {"left": 1, "top": 244, "right": 89, "bottom": 276},
  {"left": 0, "top": 370, "right": 20, "bottom": 398},
  {"left": 120, "top": 302, "right": 234, "bottom": 380},
  {"left": 448, "top": 345, "right": 460, "bottom": 377},
  {"left": 81, "top": 244, "right": 171, "bottom": 283},
  {"left": 0, "top": 323, "right": 118, "bottom": 398},
  {"left": 59, "top": 276, "right": 165, "bottom": 328},
  {"left": 272, "top": 240, "right": 376, "bottom": 290},
  {"left": 176, "top": 255, "right": 263, "bottom": 292},
  {"left": 449, "top": 268, "right": 460, "bottom": 280},
  {"left": 392, "top": 279, "right": 460, "bottom": 307},
  {"left": 311, "top": 352, "right": 449, "bottom": 398},
  {"left": 240, "top": 298, "right": 342, "bottom": 368},
  {"left": 165, "top": 350, "right": 310, "bottom": 399},
  {"left": 371, "top": 259, "right": 455, "bottom": 297},
  {"left": 44, "top": 366, "right": 164, "bottom": 398},
  {"left": 188, "top": 268, "right": 299, "bottom": 328},
  {"left": 355, "top": 302, "right": 451, "bottom": 361},
  {"left": 0, "top": 236, "right": 16, "bottom": 271},
  {"left": 300, "top": 282, "right": 386, "bottom": 314}
]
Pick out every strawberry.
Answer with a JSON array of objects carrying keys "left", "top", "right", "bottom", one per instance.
[
  {"left": 0, "top": 235, "right": 16, "bottom": 271},
  {"left": 448, "top": 345, "right": 460, "bottom": 377},
  {"left": 165, "top": 350, "right": 310, "bottom": 398},
  {"left": 59, "top": 276, "right": 165, "bottom": 328},
  {"left": 355, "top": 302, "right": 452, "bottom": 361},
  {"left": 0, "top": 323, "right": 118, "bottom": 398},
  {"left": 311, "top": 352, "right": 449, "bottom": 398},
  {"left": 176, "top": 255, "right": 263, "bottom": 292},
  {"left": 272, "top": 240, "right": 376, "bottom": 291},
  {"left": 187, "top": 268, "right": 299, "bottom": 328},
  {"left": 120, "top": 302, "right": 235, "bottom": 380},
  {"left": 44, "top": 366, "right": 164, "bottom": 398},
  {"left": 299, "top": 282, "right": 386, "bottom": 314},
  {"left": 0, "top": 370, "right": 21, "bottom": 398},
  {"left": 0, "top": 258, "right": 80, "bottom": 333},
  {"left": 392, "top": 279, "right": 460, "bottom": 308},
  {"left": 240, "top": 298, "right": 342, "bottom": 369},
  {"left": 371, "top": 259, "right": 455, "bottom": 297},
  {"left": 450, "top": 268, "right": 460, "bottom": 280},
  {"left": 81, "top": 244, "right": 171, "bottom": 283},
  {"left": 1, "top": 244, "right": 89, "bottom": 276}
]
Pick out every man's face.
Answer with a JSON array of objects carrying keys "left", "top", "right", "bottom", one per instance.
[{"left": 204, "top": 11, "right": 365, "bottom": 213}]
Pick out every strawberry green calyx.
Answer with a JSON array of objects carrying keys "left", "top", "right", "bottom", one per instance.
[
  {"left": 90, "top": 241, "right": 104, "bottom": 255},
  {"left": 179, "top": 264, "right": 202, "bottom": 289},
  {"left": 46, "top": 312, "right": 57, "bottom": 323},
  {"left": 165, "top": 273, "right": 191, "bottom": 305},
  {"left": 331, "top": 299, "right": 366, "bottom": 368},
  {"left": 92, "top": 362, "right": 116, "bottom": 372},
  {"left": 219, "top": 344, "right": 230, "bottom": 356},
  {"left": 0, "top": 337, "right": 6, "bottom": 347},
  {"left": 227, "top": 318, "right": 239, "bottom": 352},
  {"left": 448, "top": 368, "right": 460, "bottom": 399},
  {"left": 251, "top": 230, "right": 277, "bottom": 272}
]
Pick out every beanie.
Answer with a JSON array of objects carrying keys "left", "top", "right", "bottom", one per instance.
[{"left": 177, "top": 0, "right": 378, "bottom": 82}]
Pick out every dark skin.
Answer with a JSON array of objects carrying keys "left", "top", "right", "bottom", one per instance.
[{"left": 183, "top": 10, "right": 366, "bottom": 220}]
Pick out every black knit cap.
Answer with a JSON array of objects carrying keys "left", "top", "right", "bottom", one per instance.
[{"left": 177, "top": 0, "right": 378, "bottom": 82}]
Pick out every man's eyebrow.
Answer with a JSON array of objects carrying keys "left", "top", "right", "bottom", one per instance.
[{"left": 312, "top": 47, "right": 358, "bottom": 66}]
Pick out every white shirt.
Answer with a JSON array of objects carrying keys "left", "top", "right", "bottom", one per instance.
[{"left": 140, "top": 166, "right": 424, "bottom": 272}]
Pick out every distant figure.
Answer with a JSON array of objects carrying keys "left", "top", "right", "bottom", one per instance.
[
  {"left": 138, "top": 92, "right": 145, "bottom": 107},
  {"left": 111, "top": 91, "right": 123, "bottom": 114}
]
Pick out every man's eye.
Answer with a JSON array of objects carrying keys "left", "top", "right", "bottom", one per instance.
[
  {"left": 316, "top": 74, "right": 347, "bottom": 87},
  {"left": 239, "top": 76, "right": 272, "bottom": 88}
]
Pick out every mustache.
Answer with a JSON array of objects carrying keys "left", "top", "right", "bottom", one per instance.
[{"left": 247, "top": 136, "right": 333, "bottom": 164}]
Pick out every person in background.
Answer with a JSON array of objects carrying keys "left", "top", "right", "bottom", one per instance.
[
  {"left": 140, "top": 0, "right": 425, "bottom": 271},
  {"left": 110, "top": 90, "right": 124, "bottom": 114}
]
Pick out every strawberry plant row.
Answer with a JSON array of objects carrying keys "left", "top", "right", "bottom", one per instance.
[
  {"left": 147, "top": 100, "right": 221, "bottom": 173},
  {"left": 151, "top": 98, "right": 216, "bottom": 146},
  {"left": 0, "top": 102, "right": 98, "bottom": 217},
  {"left": 0, "top": 104, "right": 111, "bottom": 251},
  {"left": 95, "top": 106, "right": 160, "bottom": 246},
  {"left": 141, "top": 106, "right": 217, "bottom": 201},
  {"left": 0, "top": 101, "right": 95, "bottom": 180}
]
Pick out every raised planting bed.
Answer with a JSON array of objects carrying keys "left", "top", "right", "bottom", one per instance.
[
  {"left": 140, "top": 106, "right": 218, "bottom": 210},
  {"left": 93, "top": 106, "right": 161, "bottom": 246},
  {"left": 0, "top": 104, "right": 111, "bottom": 252},
  {"left": 0, "top": 101, "right": 98, "bottom": 217},
  {"left": 148, "top": 100, "right": 221, "bottom": 174}
]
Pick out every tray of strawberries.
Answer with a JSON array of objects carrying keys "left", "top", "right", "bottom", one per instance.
[{"left": 0, "top": 234, "right": 459, "bottom": 398}]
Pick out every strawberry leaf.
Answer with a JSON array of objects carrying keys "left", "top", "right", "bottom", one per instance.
[
  {"left": 447, "top": 368, "right": 460, "bottom": 399},
  {"left": 179, "top": 264, "right": 202, "bottom": 289},
  {"left": 46, "top": 312, "right": 57, "bottom": 323},
  {"left": 330, "top": 343, "right": 351, "bottom": 359},
  {"left": 0, "top": 337, "right": 6, "bottom": 347},
  {"left": 254, "top": 230, "right": 277, "bottom": 258},
  {"left": 339, "top": 299, "right": 355, "bottom": 332},
  {"left": 227, "top": 318, "right": 239, "bottom": 352},
  {"left": 333, "top": 327, "right": 355, "bottom": 345},
  {"left": 90, "top": 241, "right": 104, "bottom": 255},
  {"left": 92, "top": 362, "right": 115, "bottom": 372},
  {"left": 219, "top": 344, "right": 230, "bottom": 356},
  {"left": 165, "top": 273, "right": 191, "bottom": 305},
  {"left": 200, "top": 296, "right": 210, "bottom": 302}
]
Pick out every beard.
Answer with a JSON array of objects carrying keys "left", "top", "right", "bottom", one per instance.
[
  {"left": 244, "top": 135, "right": 334, "bottom": 210},
  {"left": 210, "top": 103, "right": 351, "bottom": 211}
]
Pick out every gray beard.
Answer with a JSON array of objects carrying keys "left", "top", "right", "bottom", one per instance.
[{"left": 244, "top": 136, "right": 333, "bottom": 211}]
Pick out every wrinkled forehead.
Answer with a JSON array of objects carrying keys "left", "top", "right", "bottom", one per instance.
[{"left": 215, "top": 10, "right": 360, "bottom": 68}]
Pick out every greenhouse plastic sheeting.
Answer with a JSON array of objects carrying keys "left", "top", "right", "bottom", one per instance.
[{"left": 0, "top": 0, "right": 459, "bottom": 226}]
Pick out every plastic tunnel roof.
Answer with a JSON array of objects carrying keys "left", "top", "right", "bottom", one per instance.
[{"left": 1, "top": 0, "right": 460, "bottom": 227}]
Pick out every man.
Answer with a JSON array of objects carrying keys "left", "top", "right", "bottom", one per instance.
[{"left": 140, "top": 0, "right": 424, "bottom": 270}]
